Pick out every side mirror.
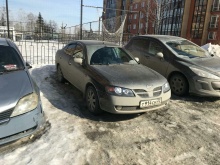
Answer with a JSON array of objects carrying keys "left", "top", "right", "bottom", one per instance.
[
  {"left": 135, "top": 57, "right": 139, "bottom": 62},
  {"left": 156, "top": 52, "right": 164, "bottom": 60},
  {"left": 74, "top": 58, "right": 83, "bottom": 65},
  {"left": 26, "top": 62, "right": 32, "bottom": 69}
]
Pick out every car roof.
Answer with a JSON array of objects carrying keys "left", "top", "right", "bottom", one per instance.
[
  {"left": 135, "top": 35, "right": 185, "bottom": 43},
  {"left": 69, "top": 40, "right": 119, "bottom": 46},
  {"left": 0, "top": 38, "right": 10, "bottom": 46}
]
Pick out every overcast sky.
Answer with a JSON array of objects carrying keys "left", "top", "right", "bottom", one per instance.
[{"left": 3, "top": 0, "right": 103, "bottom": 28}]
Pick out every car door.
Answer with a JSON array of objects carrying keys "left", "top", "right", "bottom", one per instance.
[
  {"left": 131, "top": 38, "right": 170, "bottom": 77},
  {"left": 59, "top": 43, "right": 77, "bottom": 81},
  {"left": 67, "top": 44, "right": 87, "bottom": 92}
]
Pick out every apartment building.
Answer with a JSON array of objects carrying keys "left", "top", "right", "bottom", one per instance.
[
  {"left": 127, "top": 0, "right": 155, "bottom": 35},
  {"left": 103, "top": 0, "right": 220, "bottom": 45},
  {"left": 207, "top": 0, "right": 220, "bottom": 44}
]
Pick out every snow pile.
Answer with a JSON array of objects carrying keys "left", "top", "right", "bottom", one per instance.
[{"left": 201, "top": 43, "right": 220, "bottom": 57}]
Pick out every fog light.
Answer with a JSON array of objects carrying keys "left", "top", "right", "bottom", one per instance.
[{"left": 116, "top": 106, "right": 122, "bottom": 110}]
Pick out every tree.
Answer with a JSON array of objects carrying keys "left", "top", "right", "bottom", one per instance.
[
  {"left": 26, "top": 13, "right": 37, "bottom": 32},
  {"left": 146, "top": 0, "right": 183, "bottom": 34},
  {"left": 0, "top": 7, "right": 7, "bottom": 26},
  {"left": 35, "top": 12, "right": 44, "bottom": 38},
  {"left": 0, "top": 13, "right": 6, "bottom": 26}
]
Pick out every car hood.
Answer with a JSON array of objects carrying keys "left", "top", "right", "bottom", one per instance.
[
  {"left": 190, "top": 57, "right": 220, "bottom": 74},
  {"left": 0, "top": 70, "right": 33, "bottom": 113},
  {"left": 91, "top": 64, "right": 166, "bottom": 88}
]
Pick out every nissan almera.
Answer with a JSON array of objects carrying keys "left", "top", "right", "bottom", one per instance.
[{"left": 55, "top": 40, "right": 171, "bottom": 114}]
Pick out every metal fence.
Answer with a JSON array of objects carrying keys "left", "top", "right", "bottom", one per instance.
[
  {"left": 15, "top": 40, "right": 66, "bottom": 65},
  {"left": 2, "top": 14, "right": 135, "bottom": 64}
]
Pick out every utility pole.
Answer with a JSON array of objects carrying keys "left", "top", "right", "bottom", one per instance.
[
  {"left": 80, "top": 0, "right": 83, "bottom": 40},
  {"left": 6, "top": 0, "right": 10, "bottom": 38}
]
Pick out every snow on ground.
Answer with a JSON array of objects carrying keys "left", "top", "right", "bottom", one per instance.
[
  {"left": 201, "top": 43, "right": 220, "bottom": 57},
  {"left": 1, "top": 65, "right": 220, "bottom": 165}
]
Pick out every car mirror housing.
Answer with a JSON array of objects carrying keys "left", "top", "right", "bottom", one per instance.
[
  {"left": 26, "top": 62, "right": 32, "bottom": 69},
  {"left": 74, "top": 58, "right": 83, "bottom": 65},
  {"left": 156, "top": 52, "right": 164, "bottom": 60},
  {"left": 135, "top": 57, "right": 139, "bottom": 62}
]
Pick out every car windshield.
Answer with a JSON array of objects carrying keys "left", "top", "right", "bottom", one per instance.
[
  {"left": 0, "top": 46, "right": 24, "bottom": 74},
  {"left": 88, "top": 46, "right": 137, "bottom": 65},
  {"left": 166, "top": 40, "right": 210, "bottom": 58}
]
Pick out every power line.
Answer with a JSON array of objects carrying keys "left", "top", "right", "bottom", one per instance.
[{"left": 83, "top": 5, "right": 138, "bottom": 13}]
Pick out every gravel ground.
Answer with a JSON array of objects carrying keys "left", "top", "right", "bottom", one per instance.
[{"left": 1, "top": 65, "right": 220, "bottom": 165}]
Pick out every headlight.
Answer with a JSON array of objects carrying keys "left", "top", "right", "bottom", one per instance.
[
  {"left": 163, "top": 82, "right": 170, "bottom": 93},
  {"left": 11, "top": 93, "right": 39, "bottom": 117},
  {"left": 106, "top": 86, "right": 135, "bottom": 97},
  {"left": 190, "top": 67, "right": 220, "bottom": 79}
]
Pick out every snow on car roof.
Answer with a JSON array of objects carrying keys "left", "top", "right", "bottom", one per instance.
[{"left": 137, "top": 35, "right": 184, "bottom": 42}]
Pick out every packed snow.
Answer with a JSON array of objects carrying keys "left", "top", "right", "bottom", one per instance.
[
  {"left": 0, "top": 39, "right": 220, "bottom": 165},
  {"left": 201, "top": 43, "right": 220, "bottom": 57},
  {"left": 0, "top": 64, "right": 220, "bottom": 165}
]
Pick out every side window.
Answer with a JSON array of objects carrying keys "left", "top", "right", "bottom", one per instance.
[
  {"left": 131, "top": 39, "right": 148, "bottom": 54},
  {"left": 64, "top": 44, "right": 76, "bottom": 55},
  {"left": 148, "top": 41, "right": 163, "bottom": 56},
  {"left": 73, "top": 45, "right": 83, "bottom": 58}
]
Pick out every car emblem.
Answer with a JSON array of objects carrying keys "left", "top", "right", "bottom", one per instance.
[{"left": 146, "top": 85, "right": 153, "bottom": 89}]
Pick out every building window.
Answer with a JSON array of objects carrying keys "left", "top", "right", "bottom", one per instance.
[
  {"left": 212, "top": 0, "right": 220, "bottom": 11},
  {"left": 134, "top": 4, "right": 138, "bottom": 9},
  {"left": 192, "top": 0, "right": 207, "bottom": 39},
  {"left": 141, "top": 1, "right": 145, "bottom": 7},
  {"left": 140, "top": 23, "right": 143, "bottom": 29},
  {"left": 133, "top": 24, "right": 136, "bottom": 29},
  {"left": 130, "top": 5, "right": 133, "bottom": 11},
  {"left": 140, "top": 12, "right": 144, "bottom": 18},
  {"left": 208, "top": 32, "right": 217, "bottom": 40},
  {"left": 158, "top": 0, "right": 185, "bottom": 36},
  {"left": 210, "top": 15, "right": 219, "bottom": 28},
  {"left": 134, "top": 14, "right": 137, "bottom": 19}
]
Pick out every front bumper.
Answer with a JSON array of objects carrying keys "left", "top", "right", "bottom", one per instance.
[
  {"left": 0, "top": 103, "right": 45, "bottom": 145},
  {"left": 98, "top": 90, "right": 171, "bottom": 114},
  {"left": 189, "top": 76, "right": 220, "bottom": 97}
]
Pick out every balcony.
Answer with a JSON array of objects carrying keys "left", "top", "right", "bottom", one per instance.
[
  {"left": 209, "top": 22, "right": 218, "bottom": 29},
  {"left": 211, "top": 5, "right": 220, "bottom": 12}
]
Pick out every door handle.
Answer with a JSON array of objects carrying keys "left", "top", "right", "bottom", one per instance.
[{"left": 145, "top": 55, "right": 151, "bottom": 59}]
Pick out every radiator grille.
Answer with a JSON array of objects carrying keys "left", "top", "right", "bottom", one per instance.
[{"left": 0, "top": 108, "right": 13, "bottom": 122}]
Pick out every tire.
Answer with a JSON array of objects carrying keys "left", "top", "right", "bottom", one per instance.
[
  {"left": 57, "top": 65, "right": 65, "bottom": 83},
  {"left": 169, "top": 73, "right": 189, "bottom": 96},
  {"left": 86, "top": 86, "right": 102, "bottom": 115}
]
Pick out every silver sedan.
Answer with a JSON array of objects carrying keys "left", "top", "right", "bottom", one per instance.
[
  {"left": 0, "top": 38, "right": 45, "bottom": 145},
  {"left": 55, "top": 40, "right": 171, "bottom": 114}
]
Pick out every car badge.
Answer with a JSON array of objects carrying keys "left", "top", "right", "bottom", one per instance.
[{"left": 146, "top": 85, "right": 153, "bottom": 89}]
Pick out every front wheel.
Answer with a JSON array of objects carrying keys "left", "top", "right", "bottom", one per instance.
[
  {"left": 86, "top": 86, "right": 102, "bottom": 115},
  {"left": 169, "top": 73, "right": 189, "bottom": 96}
]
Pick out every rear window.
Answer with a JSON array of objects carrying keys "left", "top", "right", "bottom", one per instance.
[
  {"left": 166, "top": 40, "right": 210, "bottom": 58},
  {"left": 0, "top": 46, "right": 24, "bottom": 72}
]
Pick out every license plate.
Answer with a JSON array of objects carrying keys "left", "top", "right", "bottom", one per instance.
[{"left": 140, "top": 98, "right": 162, "bottom": 108}]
